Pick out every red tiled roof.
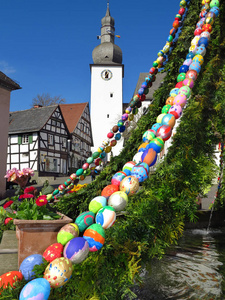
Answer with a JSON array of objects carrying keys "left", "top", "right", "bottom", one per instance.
[{"left": 59, "top": 103, "right": 88, "bottom": 133}]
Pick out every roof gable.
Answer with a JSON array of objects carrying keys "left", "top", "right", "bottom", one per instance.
[
  {"left": 8, "top": 105, "right": 58, "bottom": 134},
  {"left": 60, "top": 103, "right": 88, "bottom": 133}
]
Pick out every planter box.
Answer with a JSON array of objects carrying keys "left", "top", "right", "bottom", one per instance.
[{"left": 14, "top": 213, "right": 73, "bottom": 267}]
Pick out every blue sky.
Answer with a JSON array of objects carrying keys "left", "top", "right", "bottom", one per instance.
[{"left": 1, "top": 0, "right": 182, "bottom": 112}]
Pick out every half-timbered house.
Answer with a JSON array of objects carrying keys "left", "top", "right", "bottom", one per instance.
[
  {"left": 60, "top": 103, "right": 93, "bottom": 172},
  {"left": 7, "top": 105, "right": 70, "bottom": 179}
]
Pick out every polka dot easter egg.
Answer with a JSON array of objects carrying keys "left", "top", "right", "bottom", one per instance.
[
  {"left": 44, "top": 257, "right": 73, "bottom": 288},
  {"left": 131, "top": 162, "right": 149, "bottom": 183},
  {"left": 0, "top": 271, "right": 23, "bottom": 293},
  {"left": 43, "top": 243, "right": 64, "bottom": 263}
]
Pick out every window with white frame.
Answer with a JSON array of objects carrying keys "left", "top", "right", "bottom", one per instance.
[{"left": 22, "top": 134, "right": 29, "bottom": 144}]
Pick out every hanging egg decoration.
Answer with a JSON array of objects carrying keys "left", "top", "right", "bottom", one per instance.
[
  {"left": 43, "top": 243, "right": 64, "bottom": 262},
  {"left": 44, "top": 257, "right": 73, "bottom": 288},
  {"left": 63, "top": 237, "right": 89, "bottom": 264},
  {"left": 95, "top": 206, "right": 116, "bottom": 229},
  {"left": 83, "top": 224, "right": 105, "bottom": 252},
  {"left": 57, "top": 223, "right": 79, "bottom": 246},
  {"left": 119, "top": 176, "right": 140, "bottom": 196},
  {"left": 75, "top": 211, "right": 95, "bottom": 233}
]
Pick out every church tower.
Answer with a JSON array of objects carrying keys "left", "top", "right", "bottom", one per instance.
[{"left": 90, "top": 3, "right": 124, "bottom": 158}]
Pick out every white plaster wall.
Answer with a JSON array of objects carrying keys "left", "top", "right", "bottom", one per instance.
[
  {"left": 90, "top": 65, "right": 123, "bottom": 157},
  {"left": 0, "top": 88, "right": 11, "bottom": 195}
]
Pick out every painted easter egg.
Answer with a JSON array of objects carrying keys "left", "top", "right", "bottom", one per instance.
[
  {"left": 149, "top": 137, "right": 164, "bottom": 153},
  {"left": 19, "top": 254, "right": 44, "bottom": 281},
  {"left": 182, "top": 78, "right": 194, "bottom": 89},
  {"left": 189, "top": 62, "right": 201, "bottom": 73},
  {"left": 111, "top": 171, "right": 127, "bottom": 186},
  {"left": 133, "top": 151, "right": 143, "bottom": 164},
  {"left": 19, "top": 278, "right": 50, "bottom": 300},
  {"left": 169, "top": 88, "right": 179, "bottom": 97},
  {"left": 83, "top": 224, "right": 105, "bottom": 252},
  {"left": 0, "top": 271, "right": 23, "bottom": 291},
  {"left": 193, "top": 54, "right": 204, "bottom": 65},
  {"left": 43, "top": 243, "right": 64, "bottom": 262},
  {"left": 162, "top": 104, "right": 172, "bottom": 114},
  {"left": 122, "top": 161, "right": 136, "bottom": 175},
  {"left": 173, "top": 94, "right": 187, "bottom": 108},
  {"left": 101, "top": 184, "right": 119, "bottom": 199},
  {"left": 96, "top": 206, "right": 116, "bottom": 229},
  {"left": 137, "top": 143, "right": 149, "bottom": 153},
  {"left": 185, "top": 69, "right": 198, "bottom": 81},
  {"left": 89, "top": 196, "right": 107, "bottom": 214},
  {"left": 166, "top": 96, "right": 175, "bottom": 105},
  {"left": 108, "top": 191, "right": 128, "bottom": 211},
  {"left": 169, "top": 104, "right": 183, "bottom": 119},
  {"left": 44, "top": 257, "right": 73, "bottom": 288},
  {"left": 131, "top": 163, "right": 149, "bottom": 183},
  {"left": 161, "top": 114, "right": 176, "bottom": 128},
  {"left": 196, "top": 45, "right": 206, "bottom": 56},
  {"left": 75, "top": 211, "right": 95, "bottom": 232},
  {"left": 156, "top": 125, "right": 172, "bottom": 141},
  {"left": 141, "top": 148, "right": 157, "bottom": 166},
  {"left": 63, "top": 237, "right": 89, "bottom": 264},
  {"left": 156, "top": 113, "right": 166, "bottom": 124},
  {"left": 119, "top": 176, "right": 139, "bottom": 196},
  {"left": 151, "top": 123, "right": 162, "bottom": 132},
  {"left": 178, "top": 86, "right": 191, "bottom": 98},
  {"left": 142, "top": 130, "right": 155, "bottom": 142},
  {"left": 57, "top": 223, "right": 79, "bottom": 246}
]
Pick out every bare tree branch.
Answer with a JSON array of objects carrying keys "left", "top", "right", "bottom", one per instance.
[{"left": 31, "top": 93, "right": 66, "bottom": 107}]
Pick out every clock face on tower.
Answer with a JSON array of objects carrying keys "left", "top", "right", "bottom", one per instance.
[{"left": 101, "top": 69, "right": 112, "bottom": 81}]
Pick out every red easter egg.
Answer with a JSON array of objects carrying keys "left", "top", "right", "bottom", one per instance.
[
  {"left": 101, "top": 184, "right": 119, "bottom": 199},
  {"left": 0, "top": 271, "right": 23, "bottom": 292},
  {"left": 107, "top": 132, "right": 114, "bottom": 139},
  {"left": 43, "top": 243, "right": 64, "bottom": 262}
]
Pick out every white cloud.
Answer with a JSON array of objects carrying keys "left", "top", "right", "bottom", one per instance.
[{"left": 0, "top": 61, "right": 16, "bottom": 74}]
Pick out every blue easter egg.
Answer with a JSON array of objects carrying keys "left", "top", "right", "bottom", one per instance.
[
  {"left": 169, "top": 88, "right": 179, "bottom": 97},
  {"left": 138, "top": 88, "right": 144, "bottom": 95},
  {"left": 179, "top": 65, "right": 189, "bottom": 73},
  {"left": 186, "top": 52, "right": 195, "bottom": 59},
  {"left": 189, "top": 62, "right": 201, "bottom": 73},
  {"left": 19, "top": 254, "right": 44, "bottom": 281},
  {"left": 151, "top": 123, "right": 162, "bottom": 132},
  {"left": 198, "top": 37, "right": 209, "bottom": 47},
  {"left": 210, "top": 7, "right": 219, "bottom": 17},
  {"left": 63, "top": 237, "right": 89, "bottom": 264},
  {"left": 19, "top": 278, "right": 50, "bottom": 300},
  {"left": 119, "top": 125, "right": 126, "bottom": 133},
  {"left": 131, "top": 163, "right": 149, "bottom": 183},
  {"left": 115, "top": 133, "right": 121, "bottom": 140}
]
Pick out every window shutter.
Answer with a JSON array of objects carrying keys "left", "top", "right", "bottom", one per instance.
[
  {"left": 29, "top": 134, "right": 33, "bottom": 144},
  {"left": 18, "top": 135, "right": 22, "bottom": 145}
]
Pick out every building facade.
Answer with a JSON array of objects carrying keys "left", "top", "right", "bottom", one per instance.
[{"left": 7, "top": 103, "right": 93, "bottom": 180}]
